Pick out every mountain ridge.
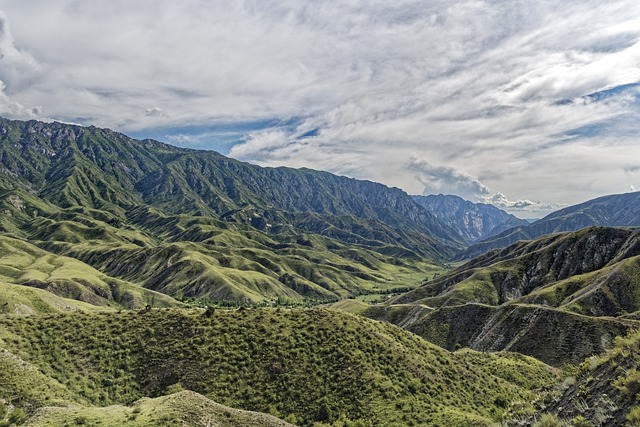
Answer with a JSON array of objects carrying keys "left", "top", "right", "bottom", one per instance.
[{"left": 458, "top": 191, "right": 640, "bottom": 259}]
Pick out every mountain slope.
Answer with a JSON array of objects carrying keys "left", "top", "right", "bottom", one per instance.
[
  {"left": 458, "top": 191, "right": 640, "bottom": 259},
  {"left": 365, "top": 302, "right": 636, "bottom": 367},
  {"left": 532, "top": 329, "right": 640, "bottom": 426},
  {"left": 0, "top": 117, "right": 462, "bottom": 255},
  {"left": 0, "top": 235, "right": 180, "bottom": 313},
  {"left": 25, "top": 391, "right": 294, "bottom": 427},
  {"left": 394, "top": 227, "right": 640, "bottom": 310},
  {"left": 360, "top": 227, "right": 640, "bottom": 366},
  {"left": 413, "top": 194, "right": 528, "bottom": 243}
]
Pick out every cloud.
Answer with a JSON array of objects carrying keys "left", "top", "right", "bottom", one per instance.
[
  {"left": 483, "top": 192, "right": 566, "bottom": 215},
  {"left": 145, "top": 107, "right": 166, "bottom": 118},
  {"left": 407, "top": 157, "right": 564, "bottom": 216},
  {"left": 0, "top": 10, "right": 39, "bottom": 89},
  {"left": 0, "top": 10, "right": 41, "bottom": 118},
  {"left": 408, "top": 157, "right": 490, "bottom": 200},
  {"left": 0, "top": 1, "right": 639, "bottom": 216}
]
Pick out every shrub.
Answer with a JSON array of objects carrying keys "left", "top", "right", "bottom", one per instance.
[
  {"left": 615, "top": 369, "right": 640, "bottom": 397},
  {"left": 8, "top": 407, "right": 26, "bottom": 425},
  {"left": 628, "top": 406, "right": 640, "bottom": 427},
  {"left": 571, "top": 415, "right": 593, "bottom": 427},
  {"left": 533, "top": 413, "right": 564, "bottom": 427}
]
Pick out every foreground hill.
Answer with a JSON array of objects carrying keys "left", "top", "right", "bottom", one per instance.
[
  {"left": 24, "top": 391, "right": 293, "bottom": 427},
  {"left": 413, "top": 194, "right": 528, "bottom": 243},
  {"left": 360, "top": 227, "right": 640, "bottom": 366},
  {"left": 0, "top": 307, "right": 558, "bottom": 427},
  {"left": 0, "top": 117, "right": 462, "bottom": 305},
  {"left": 458, "top": 191, "right": 640, "bottom": 259}
]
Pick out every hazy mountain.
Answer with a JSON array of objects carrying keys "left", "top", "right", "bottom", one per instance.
[
  {"left": 457, "top": 191, "right": 640, "bottom": 259},
  {"left": 412, "top": 194, "right": 528, "bottom": 243}
]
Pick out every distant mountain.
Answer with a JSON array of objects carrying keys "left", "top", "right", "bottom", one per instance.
[
  {"left": 457, "top": 191, "right": 640, "bottom": 259},
  {"left": 412, "top": 194, "right": 528, "bottom": 243},
  {"left": 0, "top": 117, "right": 462, "bottom": 305}
]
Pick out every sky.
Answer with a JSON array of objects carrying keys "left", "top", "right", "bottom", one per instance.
[{"left": 0, "top": 1, "right": 639, "bottom": 218}]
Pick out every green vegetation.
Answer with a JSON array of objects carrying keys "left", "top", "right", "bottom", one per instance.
[
  {"left": 393, "top": 226, "right": 640, "bottom": 311},
  {"left": 364, "top": 227, "right": 640, "bottom": 367},
  {"left": 627, "top": 406, "right": 640, "bottom": 427},
  {"left": 0, "top": 117, "right": 464, "bottom": 307},
  {"left": 0, "top": 235, "right": 180, "bottom": 313},
  {"left": 364, "top": 302, "right": 637, "bottom": 367},
  {"left": 0, "top": 307, "right": 558, "bottom": 426},
  {"left": 533, "top": 413, "right": 564, "bottom": 427},
  {"left": 1, "top": 118, "right": 640, "bottom": 426}
]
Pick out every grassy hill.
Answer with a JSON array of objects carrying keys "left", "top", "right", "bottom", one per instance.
[
  {"left": 0, "top": 307, "right": 559, "bottom": 427},
  {"left": 393, "top": 227, "right": 640, "bottom": 311},
  {"left": 365, "top": 302, "right": 637, "bottom": 367},
  {"left": 24, "top": 391, "right": 294, "bottom": 427},
  {"left": 0, "top": 235, "right": 180, "bottom": 314}
]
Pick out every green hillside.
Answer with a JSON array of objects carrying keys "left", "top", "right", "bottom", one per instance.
[
  {"left": 0, "top": 308, "right": 558, "bottom": 427},
  {"left": 355, "top": 227, "right": 640, "bottom": 368},
  {"left": 0, "top": 235, "right": 179, "bottom": 313},
  {"left": 365, "top": 302, "right": 637, "bottom": 367},
  {"left": 393, "top": 227, "right": 640, "bottom": 310}
]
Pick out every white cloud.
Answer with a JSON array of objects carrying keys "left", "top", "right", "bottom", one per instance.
[
  {"left": 0, "top": 1, "right": 639, "bottom": 216},
  {"left": 483, "top": 192, "right": 566, "bottom": 216},
  {"left": 408, "top": 157, "right": 490, "bottom": 200}
]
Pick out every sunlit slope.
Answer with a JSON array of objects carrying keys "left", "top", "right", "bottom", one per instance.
[
  {"left": 360, "top": 227, "right": 640, "bottom": 367},
  {"left": 0, "top": 235, "right": 179, "bottom": 313},
  {"left": 24, "top": 391, "right": 293, "bottom": 427}
]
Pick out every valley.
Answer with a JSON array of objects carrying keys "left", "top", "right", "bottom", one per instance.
[{"left": 0, "top": 117, "right": 638, "bottom": 426}]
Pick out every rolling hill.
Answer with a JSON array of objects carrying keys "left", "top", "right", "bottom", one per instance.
[{"left": 0, "top": 307, "right": 559, "bottom": 427}]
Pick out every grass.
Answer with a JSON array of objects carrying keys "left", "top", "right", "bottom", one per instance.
[{"left": 516, "top": 255, "right": 640, "bottom": 317}]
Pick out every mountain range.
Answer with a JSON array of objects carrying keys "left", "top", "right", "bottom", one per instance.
[
  {"left": 0, "top": 117, "right": 470, "bottom": 307},
  {"left": 1, "top": 116, "right": 639, "bottom": 427},
  {"left": 458, "top": 191, "right": 640, "bottom": 259}
]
